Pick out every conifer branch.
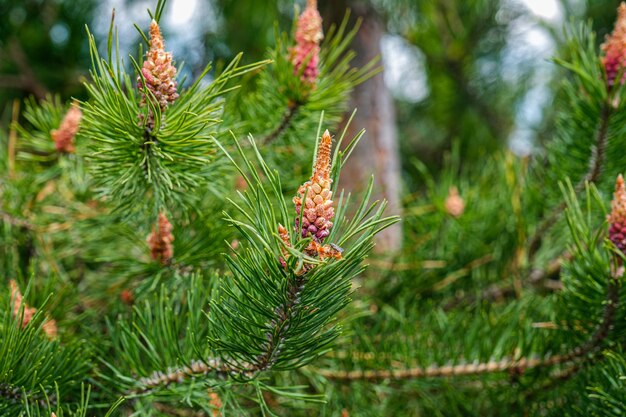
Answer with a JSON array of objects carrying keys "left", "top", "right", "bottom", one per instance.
[
  {"left": 0, "top": 210, "right": 34, "bottom": 230},
  {"left": 130, "top": 358, "right": 246, "bottom": 395},
  {"left": 255, "top": 274, "right": 306, "bottom": 370},
  {"left": 528, "top": 103, "right": 612, "bottom": 258},
  {"left": 318, "top": 269, "right": 620, "bottom": 382},
  {"left": 0, "top": 383, "right": 55, "bottom": 408},
  {"left": 261, "top": 101, "right": 300, "bottom": 145}
]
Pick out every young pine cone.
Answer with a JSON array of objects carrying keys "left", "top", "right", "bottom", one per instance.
[
  {"left": 147, "top": 212, "right": 175, "bottom": 264},
  {"left": 9, "top": 280, "right": 57, "bottom": 339},
  {"left": 51, "top": 102, "right": 81, "bottom": 153},
  {"left": 602, "top": 3, "right": 626, "bottom": 87},
  {"left": 291, "top": 0, "right": 323, "bottom": 85},
  {"left": 293, "top": 129, "right": 334, "bottom": 241},
  {"left": 609, "top": 174, "right": 626, "bottom": 255},
  {"left": 138, "top": 20, "right": 179, "bottom": 128}
]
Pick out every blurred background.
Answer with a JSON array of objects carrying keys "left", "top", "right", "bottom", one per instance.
[{"left": 0, "top": 0, "right": 620, "bottom": 215}]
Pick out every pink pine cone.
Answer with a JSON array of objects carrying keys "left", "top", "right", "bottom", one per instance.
[
  {"left": 291, "top": 0, "right": 323, "bottom": 84},
  {"left": 51, "top": 102, "right": 81, "bottom": 153},
  {"left": 138, "top": 20, "right": 179, "bottom": 128},
  {"left": 609, "top": 174, "right": 626, "bottom": 254},
  {"left": 602, "top": 3, "right": 626, "bottom": 87},
  {"left": 293, "top": 129, "right": 334, "bottom": 241}
]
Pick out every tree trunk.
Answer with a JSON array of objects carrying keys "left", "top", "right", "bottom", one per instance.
[{"left": 321, "top": 0, "right": 402, "bottom": 254}]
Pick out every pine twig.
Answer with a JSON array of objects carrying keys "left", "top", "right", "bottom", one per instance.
[
  {"left": 131, "top": 358, "right": 245, "bottom": 395},
  {"left": 129, "top": 273, "right": 310, "bottom": 394},
  {"left": 318, "top": 270, "right": 620, "bottom": 382},
  {"left": 528, "top": 103, "right": 612, "bottom": 258},
  {"left": 261, "top": 101, "right": 300, "bottom": 145},
  {"left": 0, "top": 383, "right": 56, "bottom": 408},
  {"left": 0, "top": 210, "right": 34, "bottom": 230}
]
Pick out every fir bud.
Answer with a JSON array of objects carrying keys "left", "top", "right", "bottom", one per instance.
[
  {"left": 138, "top": 20, "right": 179, "bottom": 128},
  {"left": 291, "top": 0, "right": 323, "bottom": 85},
  {"left": 147, "top": 212, "right": 175, "bottom": 264},
  {"left": 9, "top": 280, "right": 58, "bottom": 339},
  {"left": 609, "top": 174, "right": 626, "bottom": 255},
  {"left": 51, "top": 102, "right": 81, "bottom": 153},
  {"left": 602, "top": 3, "right": 626, "bottom": 88},
  {"left": 444, "top": 186, "right": 465, "bottom": 218},
  {"left": 293, "top": 129, "right": 334, "bottom": 241}
]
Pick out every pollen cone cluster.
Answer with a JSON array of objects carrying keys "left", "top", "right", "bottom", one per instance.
[
  {"left": 279, "top": 130, "right": 341, "bottom": 274},
  {"left": 609, "top": 174, "right": 626, "bottom": 254},
  {"left": 51, "top": 102, "right": 81, "bottom": 153},
  {"left": 147, "top": 212, "right": 175, "bottom": 264},
  {"left": 138, "top": 20, "right": 179, "bottom": 128},
  {"left": 9, "top": 280, "right": 57, "bottom": 339},
  {"left": 294, "top": 129, "right": 334, "bottom": 241},
  {"left": 291, "top": 0, "right": 323, "bottom": 84},
  {"left": 602, "top": 3, "right": 626, "bottom": 87}
]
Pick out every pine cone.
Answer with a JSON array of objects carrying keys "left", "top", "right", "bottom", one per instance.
[
  {"left": 147, "top": 212, "right": 175, "bottom": 264},
  {"left": 445, "top": 186, "right": 465, "bottom": 218},
  {"left": 9, "top": 280, "right": 57, "bottom": 339},
  {"left": 602, "top": 3, "right": 626, "bottom": 87},
  {"left": 138, "top": 20, "right": 179, "bottom": 129},
  {"left": 609, "top": 174, "right": 626, "bottom": 254},
  {"left": 293, "top": 129, "right": 334, "bottom": 241},
  {"left": 51, "top": 102, "right": 81, "bottom": 153},
  {"left": 291, "top": 0, "right": 323, "bottom": 85}
]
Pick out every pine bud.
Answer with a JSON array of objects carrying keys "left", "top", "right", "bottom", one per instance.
[
  {"left": 138, "top": 20, "right": 179, "bottom": 128},
  {"left": 10, "top": 280, "right": 35, "bottom": 327},
  {"left": 208, "top": 390, "right": 223, "bottom": 417},
  {"left": 51, "top": 102, "right": 81, "bottom": 153},
  {"left": 308, "top": 240, "right": 342, "bottom": 261},
  {"left": 9, "top": 280, "right": 57, "bottom": 339},
  {"left": 120, "top": 289, "right": 134, "bottom": 305},
  {"left": 609, "top": 174, "right": 626, "bottom": 254},
  {"left": 444, "top": 186, "right": 465, "bottom": 218},
  {"left": 293, "top": 129, "right": 334, "bottom": 241},
  {"left": 291, "top": 0, "right": 323, "bottom": 84},
  {"left": 602, "top": 3, "right": 626, "bottom": 88},
  {"left": 42, "top": 319, "right": 58, "bottom": 339},
  {"left": 147, "top": 212, "right": 175, "bottom": 264}
]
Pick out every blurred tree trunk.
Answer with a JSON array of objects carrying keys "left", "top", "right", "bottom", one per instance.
[{"left": 320, "top": 0, "right": 402, "bottom": 254}]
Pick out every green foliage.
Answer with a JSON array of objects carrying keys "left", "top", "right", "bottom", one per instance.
[
  {"left": 6, "top": 0, "right": 626, "bottom": 416},
  {"left": 230, "top": 13, "right": 379, "bottom": 186},
  {"left": 0, "top": 288, "right": 91, "bottom": 416},
  {"left": 81, "top": 23, "right": 267, "bottom": 216}
]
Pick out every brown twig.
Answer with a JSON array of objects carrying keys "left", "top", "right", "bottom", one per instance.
[
  {"left": 131, "top": 358, "right": 244, "bottom": 395},
  {"left": 130, "top": 274, "right": 309, "bottom": 394},
  {"left": 318, "top": 270, "right": 620, "bottom": 382},
  {"left": 528, "top": 103, "right": 612, "bottom": 258},
  {"left": 262, "top": 101, "right": 300, "bottom": 145},
  {"left": 0, "top": 210, "right": 34, "bottom": 230}
]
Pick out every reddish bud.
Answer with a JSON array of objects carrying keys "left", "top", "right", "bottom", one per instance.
[{"left": 51, "top": 102, "right": 81, "bottom": 153}]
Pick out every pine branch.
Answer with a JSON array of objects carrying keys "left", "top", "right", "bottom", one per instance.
[
  {"left": 317, "top": 269, "right": 620, "bottom": 382},
  {"left": 261, "top": 101, "right": 300, "bottom": 145},
  {"left": 529, "top": 102, "right": 612, "bottom": 258},
  {"left": 0, "top": 383, "right": 55, "bottom": 408},
  {"left": 130, "top": 359, "right": 244, "bottom": 395},
  {"left": 0, "top": 210, "right": 34, "bottom": 230},
  {"left": 254, "top": 273, "right": 306, "bottom": 371}
]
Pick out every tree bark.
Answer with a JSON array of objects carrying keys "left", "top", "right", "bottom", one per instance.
[{"left": 320, "top": 0, "right": 402, "bottom": 254}]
